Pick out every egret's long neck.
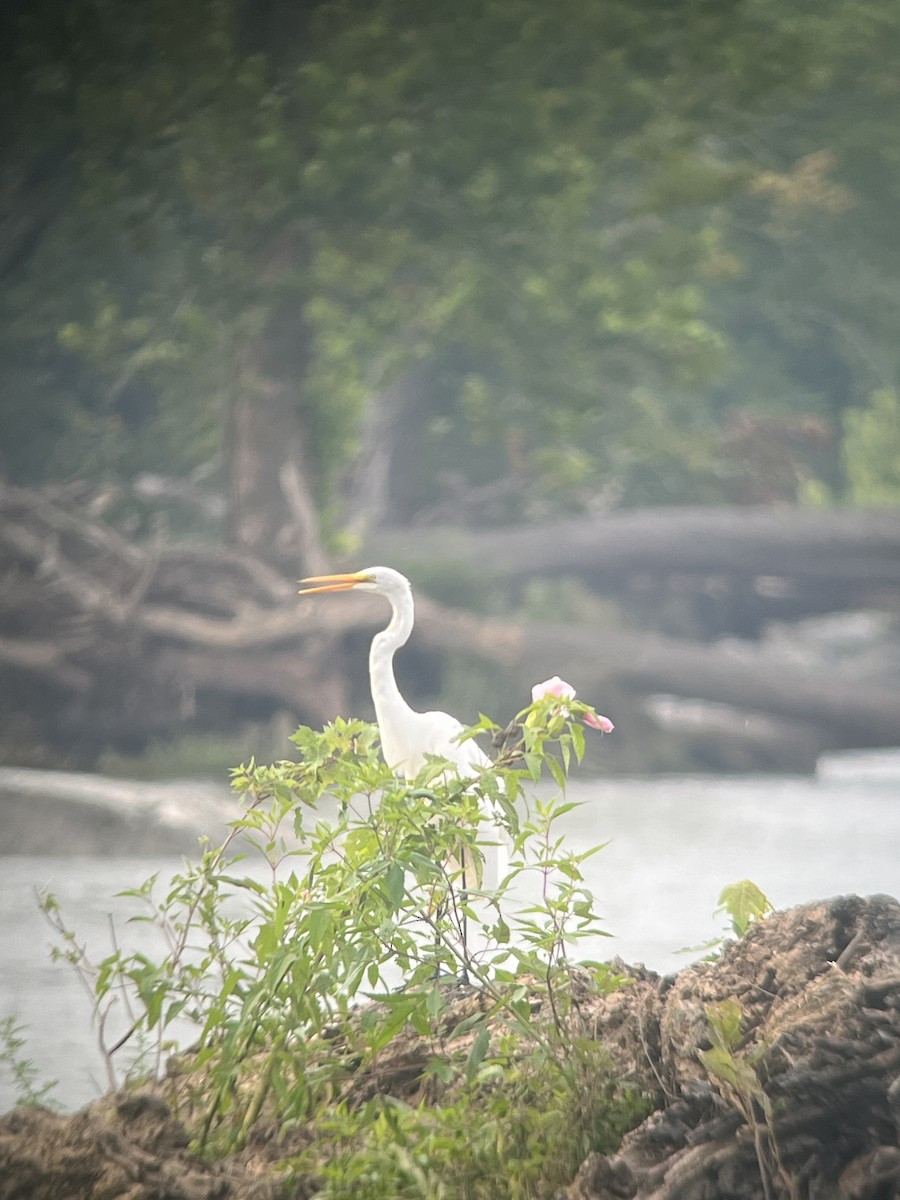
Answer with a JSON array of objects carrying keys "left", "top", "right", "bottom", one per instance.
[{"left": 369, "top": 590, "right": 416, "bottom": 737}]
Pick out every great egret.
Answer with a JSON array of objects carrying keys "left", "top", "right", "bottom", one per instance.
[{"left": 298, "top": 565, "right": 504, "bottom": 885}]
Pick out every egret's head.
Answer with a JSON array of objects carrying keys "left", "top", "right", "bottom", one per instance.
[{"left": 298, "top": 565, "right": 412, "bottom": 601}]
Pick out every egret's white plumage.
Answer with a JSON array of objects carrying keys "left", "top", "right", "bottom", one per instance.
[{"left": 299, "top": 565, "right": 504, "bottom": 885}]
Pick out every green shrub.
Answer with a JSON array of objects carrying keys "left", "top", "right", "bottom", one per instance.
[{"left": 39, "top": 697, "right": 645, "bottom": 1192}]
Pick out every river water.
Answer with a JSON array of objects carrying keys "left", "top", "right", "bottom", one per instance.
[{"left": 2, "top": 754, "right": 898, "bottom": 1112}]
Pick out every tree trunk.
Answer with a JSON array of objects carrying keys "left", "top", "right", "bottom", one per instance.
[
  {"left": 340, "top": 364, "right": 429, "bottom": 537},
  {"left": 224, "top": 324, "right": 328, "bottom": 574}
]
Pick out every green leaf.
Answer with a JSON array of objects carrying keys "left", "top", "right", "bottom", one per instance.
[
  {"left": 426, "top": 985, "right": 444, "bottom": 1019},
  {"left": 465, "top": 1025, "right": 490, "bottom": 1083},
  {"left": 384, "top": 862, "right": 406, "bottom": 911},
  {"left": 524, "top": 753, "right": 542, "bottom": 782},
  {"left": 571, "top": 723, "right": 586, "bottom": 762},
  {"left": 306, "top": 905, "right": 332, "bottom": 950},
  {"left": 716, "top": 880, "right": 773, "bottom": 937},
  {"left": 699, "top": 1045, "right": 754, "bottom": 1091},
  {"left": 706, "top": 997, "right": 744, "bottom": 1052},
  {"left": 547, "top": 755, "right": 566, "bottom": 789}
]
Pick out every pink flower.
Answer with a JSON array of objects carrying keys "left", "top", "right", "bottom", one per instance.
[
  {"left": 530, "top": 676, "right": 614, "bottom": 733},
  {"left": 582, "top": 710, "right": 615, "bottom": 734},
  {"left": 531, "top": 676, "right": 576, "bottom": 703}
]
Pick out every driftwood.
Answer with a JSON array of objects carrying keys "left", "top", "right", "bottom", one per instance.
[
  {"left": 1, "top": 480, "right": 898, "bottom": 765},
  {"left": 0, "top": 480, "right": 349, "bottom": 754},
  {"left": 369, "top": 506, "right": 900, "bottom": 587},
  {"left": 369, "top": 507, "right": 900, "bottom": 638},
  {"left": 1, "top": 895, "right": 898, "bottom": 1199}
]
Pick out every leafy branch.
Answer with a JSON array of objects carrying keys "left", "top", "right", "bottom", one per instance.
[{"left": 38, "top": 699, "right": 636, "bottom": 1174}]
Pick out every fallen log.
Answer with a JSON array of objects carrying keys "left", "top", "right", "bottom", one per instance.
[
  {"left": 369, "top": 506, "right": 900, "bottom": 639},
  {"left": 368, "top": 506, "right": 900, "bottom": 587}
]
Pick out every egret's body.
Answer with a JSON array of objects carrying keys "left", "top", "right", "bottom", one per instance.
[
  {"left": 365, "top": 570, "right": 489, "bottom": 778},
  {"left": 299, "top": 566, "right": 503, "bottom": 885}
]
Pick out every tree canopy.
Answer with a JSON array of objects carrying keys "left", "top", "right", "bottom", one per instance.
[{"left": 2, "top": 0, "right": 899, "bottom": 556}]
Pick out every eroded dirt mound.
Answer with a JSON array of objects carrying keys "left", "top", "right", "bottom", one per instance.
[
  {"left": 0, "top": 1093, "right": 283, "bottom": 1200},
  {"left": 569, "top": 893, "right": 900, "bottom": 1199}
]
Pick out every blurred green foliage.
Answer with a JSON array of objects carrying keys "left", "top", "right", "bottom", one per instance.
[
  {"left": 2, "top": 0, "right": 899, "bottom": 521},
  {"left": 843, "top": 389, "right": 900, "bottom": 505}
]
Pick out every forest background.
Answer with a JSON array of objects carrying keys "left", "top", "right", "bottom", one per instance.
[{"left": 2, "top": 0, "right": 899, "bottom": 774}]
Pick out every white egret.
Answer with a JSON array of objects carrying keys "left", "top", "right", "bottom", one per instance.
[{"left": 298, "top": 565, "right": 505, "bottom": 886}]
